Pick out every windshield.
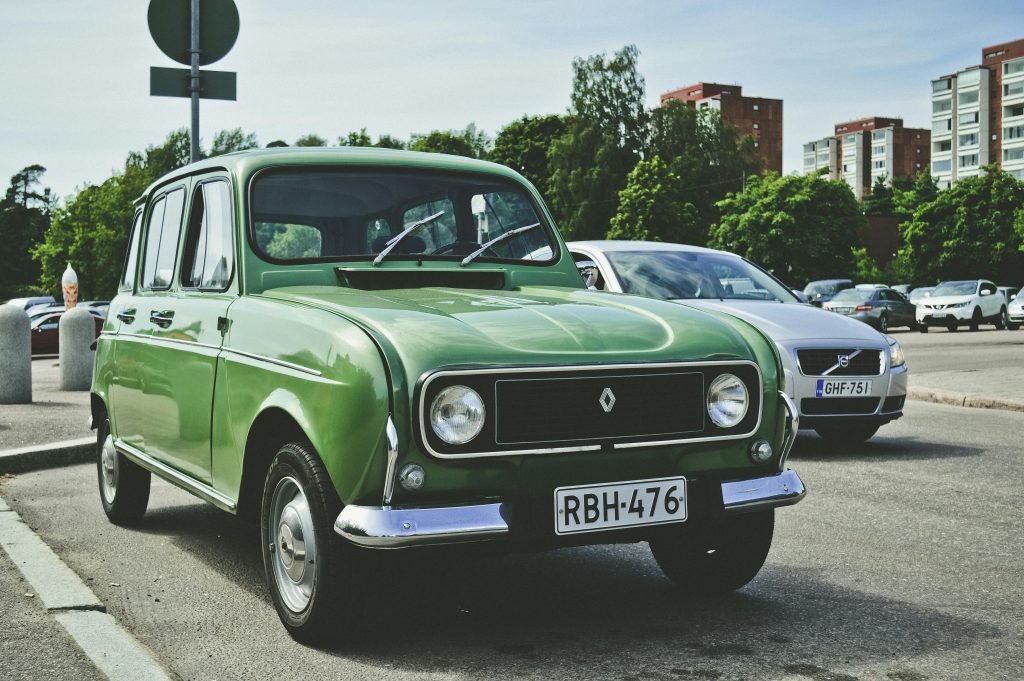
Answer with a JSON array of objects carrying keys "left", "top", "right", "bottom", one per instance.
[
  {"left": 909, "top": 287, "right": 933, "bottom": 303},
  {"left": 804, "top": 281, "right": 845, "bottom": 297},
  {"left": 829, "top": 288, "right": 871, "bottom": 303},
  {"left": 250, "top": 168, "right": 557, "bottom": 265},
  {"left": 605, "top": 250, "right": 798, "bottom": 302},
  {"left": 1015, "top": 289, "right": 1024, "bottom": 302},
  {"left": 932, "top": 281, "right": 977, "bottom": 297}
]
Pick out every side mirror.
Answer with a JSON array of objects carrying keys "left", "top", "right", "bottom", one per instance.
[
  {"left": 980, "top": 289, "right": 991, "bottom": 296},
  {"left": 576, "top": 261, "right": 599, "bottom": 289}
]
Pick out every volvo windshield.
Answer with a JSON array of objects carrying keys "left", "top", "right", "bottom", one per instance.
[{"left": 251, "top": 168, "right": 558, "bottom": 265}]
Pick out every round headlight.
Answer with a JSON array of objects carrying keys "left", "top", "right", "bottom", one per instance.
[
  {"left": 707, "top": 373, "right": 749, "bottom": 428},
  {"left": 430, "top": 385, "right": 485, "bottom": 445}
]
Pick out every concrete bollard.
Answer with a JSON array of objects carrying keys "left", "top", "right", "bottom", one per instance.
[
  {"left": 59, "top": 307, "right": 95, "bottom": 391},
  {"left": 0, "top": 305, "right": 32, "bottom": 404}
]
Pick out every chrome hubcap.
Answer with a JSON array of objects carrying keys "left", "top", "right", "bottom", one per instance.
[
  {"left": 100, "top": 435, "right": 118, "bottom": 504},
  {"left": 268, "top": 476, "right": 317, "bottom": 613}
]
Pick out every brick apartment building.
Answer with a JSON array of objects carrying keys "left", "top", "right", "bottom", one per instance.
[
  {"left": 660, "top": 82, "right": 783, "bottom": 173},
  {"left": 803, "top": 117, "right": 930, "bottom": 199},
  {"left": 931, "top": 38, "right": 1024, "bottom": 188}
]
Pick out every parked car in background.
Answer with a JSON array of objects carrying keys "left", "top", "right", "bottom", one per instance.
[
  {"left": 567, "top": 240, "right": 908, "bottom": 446},
  {"left": 822, "top": 287, "right": 917, "bottom": 333},
  {"left": 93, "top": 149, "right": 805, "bottom": 642},
  {"left": 997, "top": 286, "right": 1020, "bottom": 307},
  {"left": 30, "top": 310, "right": 103, "bottom": 355},
  {"left": 1007, "top": 289, "right": 1023, "bottom": 330},
  {"left": 908, "top": 287, "right": 934, "bottom": 304},
  {"left": 28, "top": 305, "right": 106, "bottom": 322},
  {"left": 791, "top": 289, "right": 809, "bottom": 304},
  {"left": 916, "top": 279, "right": 1008, "bottom": 332},
  {"left": 803, "top": 279, "right": 852, "bottom": 307},
  {"left": 892, "top": 284, "right": 916, "bottom": 296},
  {"left": 5, "top": 295, "right": 57, "bottom": 310}
]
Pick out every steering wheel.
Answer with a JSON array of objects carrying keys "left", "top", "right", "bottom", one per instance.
[{"left": 431, "top": 241, "right": 481, "bottom": 256}]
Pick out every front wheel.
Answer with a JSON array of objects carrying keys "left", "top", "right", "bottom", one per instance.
[
  {"left": 650, "top": 510, "right": 774, "bottom": 595},
  {"left": 1009, "top": 322, "right": 1021, "bottom": 331},
  {"left": 919, "top": 324, "right": 929, "bottom": 333},
  {"left": 994, "top": 307, "right": 1008, "bottom": 330},
  {"left": 969, "top": 308, "right": 981, "bottom": 331},
  {"left": 96, "top": 419, "right": 151, "bottom": 525},
  {"left": 814, "top": 422, "right": 881, "bottom": 444},
  {"left": 261, "top": 441, "right": 361, "bottom": 644}
]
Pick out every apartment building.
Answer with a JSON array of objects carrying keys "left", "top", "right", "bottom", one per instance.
[
  {"left": 803, "top": 117, "right": 929, "bottom": 198},
  {"left": 660, "top": 82, "right": 783, "bottom": 173},
  {"left": 931, "top": 38, "right": 1024, "bottom": 187}
]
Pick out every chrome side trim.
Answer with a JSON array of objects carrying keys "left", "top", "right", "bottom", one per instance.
[
  {"left": 722, "top": 469, "right": 805, "bottom": 514},
  {"left": 334, "top": 503, "right": 509, "bottom": 548},
  {"left": 114, "top": 440, "right": 236, "bottom": 512},
  {"left": 778, "top": 391, "right": 799, "bottom": 471},
  {"left": 220, "top": 347, "right": 323, "bottom": 377},
  {"left": 419, "top": 360, "right": 763, "bottom": 459},
  {"left": 117, "top": 332, "right": 222, "bottom": 355},
  {"left": 381, "top": 416, "right": 399, "bottom": 505}
]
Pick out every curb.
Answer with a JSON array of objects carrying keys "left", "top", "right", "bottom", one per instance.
[
  {"left": 908, "top": 387, "right": 1024, "bottom": 413},
  {"left": 0, "top": 437, "right": 94, "bottom": 475}
]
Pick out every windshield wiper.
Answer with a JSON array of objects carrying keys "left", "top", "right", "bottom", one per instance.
[
  {"left": 460, "top": 223, "right": 541, "bottom": 267},
  {"left": 372, "top": 210, "right": 446, "bottom": 266}
]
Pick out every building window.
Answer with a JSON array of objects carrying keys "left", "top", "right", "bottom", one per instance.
[
  {"left": 752, "top": 104, "right": 760, "bottom": 111},
  {"left": 803, "top": 143, "right": 815, "bottom": 154},
  {"left": 753, "top": 141, "right": 759, "bottom": 148},
  {"left": 873, "top": 160, "right": 886, "bottom": 169},
  {"left": 1004, "top": 124, "right": 1024, "bottom": 140},
  {"left": 1006, "top": 104, "right": 1024, "bottom": 118},
  {"left": 959, "top": 154, "right": 979, "bottom": 167},
  {"left": 871, "top": 130, "right": 886, "bottom": 140},
  {"left": 958, "top": 91, "right": 979, "bottom": 106},
  {"left": 753, "top": 122, "right": 759, "bottom": 129},
  {"left": 933, "top": 99, "right": 952, "bottom": 113},
  {"left": 934, "top": 140, "right": 952, "bottom": 152},
  {"left": 958, "top": 112, "right": 979, "bottom": 126},
  {"left": 916, "top": 162, "right": 922, "bottom": 168},
  {"left": 932, "top": 160, "right": 952, "bottom": 172},
  {"left": 1009, "top": 168, "right": 1024, "bottom": 180},
  {"left": 958, "top": 133, "right": 978, "bottom": 147},
  {"left": 1004, "top": 147, "right": 1024, "bottom": 162},
  {"left": 932, "top": 78, "right": 952, "bottom": 92},
  {"left": 1004, "top": 81, "right": 1024, "bottom": 97},
  {"left": 1005, "top": 59, "right": 1024, "bottom": 76},
  {"left": 932, "top": 119, "right": 952, "bottom": 133},
  {"left": 844, "top": 134, "right": 856, "bottom": 143}
]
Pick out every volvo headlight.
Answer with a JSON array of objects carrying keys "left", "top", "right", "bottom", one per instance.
[
  {"left": 887, "top": 336, "right": 905, "bottom": 368},
  {"left": 430, "top": 385, "right": 485, "bottom": 444},
  {"left": 707, "top": 374, "right": 749, "bottom": 428}
]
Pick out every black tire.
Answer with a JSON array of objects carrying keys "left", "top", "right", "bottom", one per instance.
[
  {"left": 994, "top": 307, "right": 1007, "bottom": 330},
  {"left": 1009, "top": 322, "right": 1021, "bottom": 331},
  {"left": 969, "top": 308, "right": 981, "bottom": 331},
  {"left": 878, "top": 314, "right": 889, "bottom": 333},
  {"left": 919, "top": 324, "right": 929, "bottom": 333},
  {"left": 97, "top": 418, "right": 151, "bottom": 525},
  {"left": 947, "top": 321, "right": 958, "bottom": 332},
  {"left": 814, "top": 422, "right": 881, "bottom": 444},
  {"left": 650, "top": 510, "right": 774, "bottom": 595},
  {"left": 261, "top": 440, "right": 361, "bottom": 644}
]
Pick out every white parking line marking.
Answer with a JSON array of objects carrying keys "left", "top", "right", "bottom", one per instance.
[{"left": 0, "top": 498, "right": 172, "bottom": 681}]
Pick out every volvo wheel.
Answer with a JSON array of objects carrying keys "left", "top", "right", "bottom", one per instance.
[{"left": 96, "top": 418, "right": 151, "bottom": 525}]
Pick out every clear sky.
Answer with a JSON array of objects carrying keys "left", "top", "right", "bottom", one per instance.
[{"left": 2, "top": 0, "right": 1023, "bottom": 200}]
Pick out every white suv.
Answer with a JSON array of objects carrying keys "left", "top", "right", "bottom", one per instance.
[
  {"left": 916, "top": 279, "right": 1009, "bottom": 332},
  {"left": 1008, "top": 289, "right": 1024, "bottom": 331}
]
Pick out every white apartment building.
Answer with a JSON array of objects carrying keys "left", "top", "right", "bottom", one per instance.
[
  {"left": 1002, "top": 55, "right": 1024, "bottom": 180},
  {"left": 802, "top": 137, "right": 838, "bottom": 176}
]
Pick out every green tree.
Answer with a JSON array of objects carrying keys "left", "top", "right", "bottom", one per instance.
[
  {"left": 569, "top": 44, "right": 647, "bottom": 154},
  {"left": 374, "top": 134, "right": 406, "bottom": 150},
  {"left": 338, "top": 129, "right": 372, "bottom": 146},
  {"left": 709, "top": 172, "right": 865, "bottom": 285},
  {"left": 488, "top": 114, "right": 567, "bottom": 194},
  {"left": 266, "top": 139, "right": 288, "bottom": 148},
  {"left": 901, "top": 166, "right": 1024, "bottom": 284},
  {"left": 209, "top": 128, "right": 258, "bottom": 156},
  {"left": 294, "top": 133, "right": 327, "bottom": 147},
  {"left": 607, "top": 156, "right": 700, "bottom": 243},
  {"left": 409, "top": 129, "right": 477, "bottom": 157},
  {"left": 892, "top": 168, "right": 938, "bottom": 220},
  {"left": 33, "top": 130, "right": 192, "bottom": 299},
  {"left": 862, "top": 175, "right": 894, "bottom": 216},
  {"left": 0, "top": 165, "right": 54, "bottom": 298}
]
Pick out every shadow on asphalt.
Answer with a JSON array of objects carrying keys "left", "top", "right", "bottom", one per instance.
[
  {"left": 130, "top": 496, "right": 998, "bottom": 677},
  {"left": 788, "top": 432, "right": 984, "bottom": 461}
]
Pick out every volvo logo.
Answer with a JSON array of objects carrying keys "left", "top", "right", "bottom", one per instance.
[
  {"left": 837, "top": 354, "right": 850, "bottom": 368},
  {"left": 598, "top": 387, "right": 616, "bottom": 413}
]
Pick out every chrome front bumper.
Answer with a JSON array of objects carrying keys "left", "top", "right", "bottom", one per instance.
[{"left": 334, "top": 473, "right": 806, "bottom": 548}]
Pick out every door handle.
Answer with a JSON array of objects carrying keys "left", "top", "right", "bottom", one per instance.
[
  {"left": 116, "top": 308, "right": 136, "bottom": 323},
  {"left": 150, "top": 309, "right": 175, "bottom": 328}
]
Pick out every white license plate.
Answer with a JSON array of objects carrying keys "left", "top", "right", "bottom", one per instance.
[
  {"left": 815, "top": 379, "right": 873, "bottom": 397},
  {"left": 554, "top": 476, "right": 687, "bottom": 535}
]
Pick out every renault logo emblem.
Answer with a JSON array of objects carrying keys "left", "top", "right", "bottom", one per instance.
[
  {"left": 598, "top": 387, "right": 616, "bottom": 413},
  {"left": 837, "top": 354, "right": 850, "bottom": 368}
]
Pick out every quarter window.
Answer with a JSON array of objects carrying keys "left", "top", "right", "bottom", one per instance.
[
  {"left": 141, "top": 188, "right": 186, "bottom": 290},
  {"left": 119, "top": 211, "right": 143, "bottom": 291},
  {"left": 182, "top": 180, "right": 234, "bottom": 290}
]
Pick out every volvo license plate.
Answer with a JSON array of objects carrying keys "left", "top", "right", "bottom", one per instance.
[
  {"left": 554, "top": 476, "right": 687, "bottom": 535},
  {"left": 815, "top": 379, "right": 873, "bottom": 397}
]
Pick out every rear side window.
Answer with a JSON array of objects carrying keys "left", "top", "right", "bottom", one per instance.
[
  {"left": 182, "top": 180, "right": 234, "bottom": 290},
  {"left": 119, "top": 211, "right": 143, "bottom": 291},
  {"left": 141, "top": 188, "right": 186, "bottom": 290}
]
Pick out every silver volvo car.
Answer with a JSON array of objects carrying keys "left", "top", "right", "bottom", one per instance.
[{"left": 567, "top": 241, "right": 909, "bottom": 444}]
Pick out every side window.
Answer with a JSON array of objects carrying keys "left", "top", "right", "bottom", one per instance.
[
  {"left": 980, "top": 282, "right": 996, "bottom": 295},
  {"left": 141, "top": 188, "right": 186, "bottom": 290},
  {"left": 570, "top": 251, "right": 606, "bottom": 290},
  {"left": 182, "top": 180, "right": 234, "bottom": 290},
  {"left": 119, "top": 211, "right": 143, "bottom": 291}
]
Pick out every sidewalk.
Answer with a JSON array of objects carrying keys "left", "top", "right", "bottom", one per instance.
[{"left": 908, "top": 366, "right": 1024, "bottom": 413}]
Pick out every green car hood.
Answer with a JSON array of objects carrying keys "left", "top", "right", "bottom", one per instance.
[{"left": 260, "top": 285, "right": 761, "bottom": 377}]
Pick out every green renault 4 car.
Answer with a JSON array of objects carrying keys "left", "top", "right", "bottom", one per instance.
[{"left": 91, "top": 148, "right": 805, "bottom": 641}]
